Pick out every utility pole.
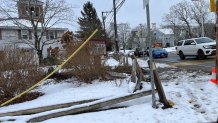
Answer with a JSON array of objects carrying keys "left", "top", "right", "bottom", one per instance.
[
  {"left": 113, "top": 0, "right": 119, "bottom": 52},
  {"left": 144, "top": 0, "right": 156, "bottom": 108},
  {"left": 102, "top": 12, "right": 106, "bottom": 32},
  {"left": 216, "top": 0, "right": 218, "bottom": 84},
  {"left": 101, "top": 11, "right": 113, "bottom": 33}
]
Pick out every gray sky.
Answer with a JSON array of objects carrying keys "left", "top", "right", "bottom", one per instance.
[{"left": 67, "top": 0, "right": 183, "bottom": 31}]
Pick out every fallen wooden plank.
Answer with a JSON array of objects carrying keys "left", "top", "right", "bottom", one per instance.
[
  {"left": 107, "top": 72, "right": 126, "bottom": 78},
  {"left": 0, "top": 98, "right": 99, "bottom": 117},
  {"left": 28, "top": 90, "right": 152, "bottom": 122},
  {"left": 0, "top": 106, "right": 128, "bottom": 122}
]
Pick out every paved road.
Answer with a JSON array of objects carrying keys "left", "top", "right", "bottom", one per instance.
[{"left": 153, "top": 53, "right": 216, "bottom": 73}]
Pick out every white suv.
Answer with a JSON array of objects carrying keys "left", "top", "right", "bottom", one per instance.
[{"left": 176, "top": 37, "right": 216, "bottom": 60}]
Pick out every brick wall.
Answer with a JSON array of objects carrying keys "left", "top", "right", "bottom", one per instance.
[{"left": 18, "top": 1, "right": 43, "bottom": 22}]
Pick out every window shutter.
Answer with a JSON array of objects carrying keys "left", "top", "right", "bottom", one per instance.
[
  {"left": 55, "top": 31, "right": 58, "bottom": 39},
  {"left": 18, "top": 30, "right": 22, "bottom": 40},
  {"left": 29, "top": 30, "right": 32, "bottom": 40},
  {"left": 46, "top": 30, "right": 49, "bottom": 40},
  {"left": 0, "top": 29, "right": 2, "bottom": 40}
]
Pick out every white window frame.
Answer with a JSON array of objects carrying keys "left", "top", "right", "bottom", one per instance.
[{"left": 22, "top": 30, "right": 28, "bottom": 40}]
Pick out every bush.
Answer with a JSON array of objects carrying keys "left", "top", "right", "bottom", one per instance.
[
  {"left": 114, "top": 65, "right": 132, "bottom": 74},
  {"left": 0, "top": 47, "right": 44, "bottom": 105},
  {"left": 63, "top": 42, "right": 109, "bottom": 83},
  {"left": 44, "top": 56, "right": 61, "bottom": 65}
]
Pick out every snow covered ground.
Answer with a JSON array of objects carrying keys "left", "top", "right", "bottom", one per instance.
[
  {"left": 164, "top": 47, "right": 176, "bottom": 53},
  {"left": 0, "top": 56, "right": 218, "bottom": 123}
]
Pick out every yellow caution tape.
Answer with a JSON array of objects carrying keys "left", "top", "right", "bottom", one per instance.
[{"left": 1, "top": 29, "right": 98, "bottom": 107}]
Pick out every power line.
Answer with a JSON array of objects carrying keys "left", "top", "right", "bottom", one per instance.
[
  {"left": 104, "top": 0, "right": 126, "bottom": 29},
  {"left": 102, "top": 0, "right": 127, "bottom": 37},
  {"left": 116, "top": 0, "right": 126, "bottom": 12}
]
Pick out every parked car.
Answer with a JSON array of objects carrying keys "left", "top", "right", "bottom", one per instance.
[
  {"left": 146, "top": 48, "right": 168, "bottom": 58},
  {"left": 175, "top": 37, "right": 216, "bottom": 60},
  {"left": 151, "top": 48, "right": 168, "bottom": 58},
  {"left": 134, "top": 48, "right": 147, "bottom": 57}
]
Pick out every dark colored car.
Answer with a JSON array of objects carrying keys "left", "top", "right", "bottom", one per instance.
[
  {"left": 134, "top": 48, "right": 147, "bottom": 57},
  {"left": 147, "top": 48, "right": 168, "bottom": 58}
]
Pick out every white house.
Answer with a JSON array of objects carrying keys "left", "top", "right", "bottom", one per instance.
[
  {"left": 0, "top": 19, "right": 67, "bottom": 58},
  {"left": 153, "top": 28, "right": 175, "bottom": 47},
  {"left": 0, "top": 0, "right": 68, "bottom": 61}
]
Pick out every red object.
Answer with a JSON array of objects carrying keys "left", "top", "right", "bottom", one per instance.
[{"left": 210, "top": 67, "right": 217, "bottom": 84}]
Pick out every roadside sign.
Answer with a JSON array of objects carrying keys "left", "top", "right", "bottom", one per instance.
[
  {"left": 143, "top": 0, "right": 149, "bottom": 9},
  {"left": 210, "top": 0, "right": 217, "bottom": 12}
]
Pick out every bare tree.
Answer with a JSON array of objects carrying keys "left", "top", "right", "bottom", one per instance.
[
  {"left": 190, "top": 0, "right": 210, "bottom": 36},
  {"left": 0, "top": 0, "right": 73, "bottom": 64},
  {"left": 131, "top": 24, "right": 147, "bottom": 49},
  {"left": 204, "top": 22, "right": 216, "bottom": 39},
  {"left": 162, "top": 9, "right": 183, "bottom": 43},
  {"left": 117, "top": 23, "right": 130, "bottom": 51},
  {"left": 162, "top": 0, "right": 212, "bottom": 40},
  {"left": 168, "top": 0, "right": 193, "bottom": 38}
]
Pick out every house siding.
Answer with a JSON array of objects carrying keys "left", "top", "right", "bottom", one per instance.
[{"left": 0, "top": 28, "right": 65, "bottom": 58}]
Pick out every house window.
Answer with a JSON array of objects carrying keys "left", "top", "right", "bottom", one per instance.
[
  {"left": 49, "top": 32, "right": 55, "bottom": 40},
  {"left": 18, "top": 30, "right": 22, "bottom": 40},
  {"left": 26, "top": 5, "right": 39, "bottom": 17},
  {"left": 22, "top": 30, "right": 28, "bottom": 40},
  {"left": 46, "top": 31, "right": 58, "bottom": 40},
  {"left": 25, "top": 5, "right": 29, "bottom": 15},
  {"left": 35, "top": 7, "right": 39, "bottom": 17}
]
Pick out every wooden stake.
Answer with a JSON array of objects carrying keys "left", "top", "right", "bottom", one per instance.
[
  {"left": 152, "top": 63, "right": 171, "bottom": 108},
  {"left": 147, "top": 61, "right": 171, "bottom": 108}
]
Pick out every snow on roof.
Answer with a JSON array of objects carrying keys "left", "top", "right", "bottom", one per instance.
[
  {"left": 19, "top": 0, "right": 44, "bottom": 5},
  {"left": 159, "top": 28, "right": 174, "bottom": 35},
  {"left": 16, "top": 43, "right": 35, "bottom": 49},
  {"left": 0, "top": 19, "right": 67, "bottom": 30}
]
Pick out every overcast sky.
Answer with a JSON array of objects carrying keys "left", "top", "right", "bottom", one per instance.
[{"left": 67, "top": 0, "right": 183, "bottom": 31}]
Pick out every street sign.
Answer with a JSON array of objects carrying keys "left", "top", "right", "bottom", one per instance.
[
  {"left": 210, "top": 0, "right": 217, "bottom": 12},
  {"left": 143, "top": 0, "right": 149, "bottom": 9}
]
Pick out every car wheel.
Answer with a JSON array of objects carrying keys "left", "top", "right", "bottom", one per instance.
[
  {"left": 179, "top": 51, "right": 185, "bottom": 60},
  {"left": 197, "top": 50, "right": 205, "bottom": 60},
  {"left": 165, "top": 55, "right": 168, "bottom": 58}
]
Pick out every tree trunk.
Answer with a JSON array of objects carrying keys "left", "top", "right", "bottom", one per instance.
[
  {"left": 37, "top": 50, "right": 43, "bottom": 65},
  {"left": 185, "top": 21, "right": 192, "bottom": 38}
]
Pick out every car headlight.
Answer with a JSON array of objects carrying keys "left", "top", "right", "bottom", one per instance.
[{"left": 203, "top": 45, "right": 213, "bottom": 49}]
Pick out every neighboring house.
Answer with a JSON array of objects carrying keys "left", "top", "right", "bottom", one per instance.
[
  {"left": 130, "top": 28, "right": 174, "bottom": 49},
  {"left": 153, "top": 28, "right": 175, "bottom": 47},
  {"left": 0, "top": 0, "right": 67, "bottom": 60},
  {"left": 0, "top": 19, "right": 67, "bottom": 58},
  {"left": 89, "top": 39, "right": 106, "bottom": 56}
]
